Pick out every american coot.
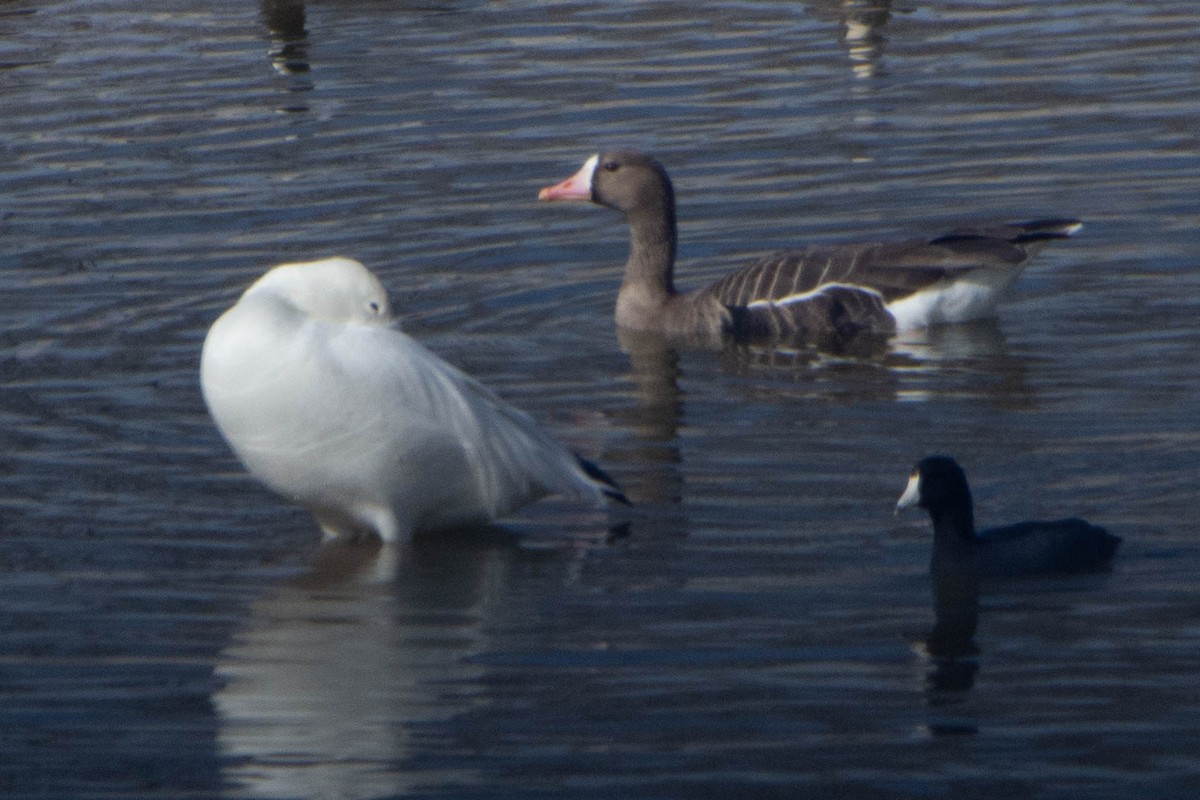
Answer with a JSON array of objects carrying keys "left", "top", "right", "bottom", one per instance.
[
  {"left": 200, "top": 257, "right": 628, "bottom": 542},
  {"left": 895, "top": 455, "right": 1120, "bottom": 577},
  {"left": 539, "top": 150, "right": 1081, "bottom": 344}
]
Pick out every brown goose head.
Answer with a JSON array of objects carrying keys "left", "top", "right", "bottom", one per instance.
[{"left": 539, "top": 150, "right": 676, "bottom": 222}]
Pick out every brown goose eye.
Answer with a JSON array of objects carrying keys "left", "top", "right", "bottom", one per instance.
[{"left": 601, "top": 161, "right": 620, "bottom": 172}]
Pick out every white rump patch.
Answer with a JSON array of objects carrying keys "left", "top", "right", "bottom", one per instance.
[
  {"left": 745, "top": 282, "right": 886, "bottom": 309},
  {"left": 885, "top": 265, "right": 1026, "bottom": 331}
]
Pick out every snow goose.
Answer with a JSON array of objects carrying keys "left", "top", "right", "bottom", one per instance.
[
  {"left": 539, "top": 150, "right": 1082, "bottom": 344},
  {"left": 895, "top": 456, "right": 1120, "bottom": 577},
  {"left": 200, "top": 257, "right": 627, "bottom": 542}
]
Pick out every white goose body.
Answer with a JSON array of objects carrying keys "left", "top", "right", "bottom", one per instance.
[{"left": 200, "top": 257, "right": 625, "bottom": 542}]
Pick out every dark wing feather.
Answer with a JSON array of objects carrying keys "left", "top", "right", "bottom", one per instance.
[
  {"left": 725, "top": 284, "right": 895, "bottom": 343},
  {"left": 975, "top": 518, "right": 1121, "bottom": 576},
  {"left": 574, "top": 453, "right": 631, "bottom": 506},
  {"left": 690, "top": 218, "right": 1080, "bottom": 344},
  {"left": 701, "top": 217, "right": 1082, "bottom": 308},
  {"left": 932, "top": 218, "right": 1083, "bottom": 247}
]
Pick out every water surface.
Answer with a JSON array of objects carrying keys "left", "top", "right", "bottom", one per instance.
[{"left": 2, "top": 1, "right": 1199, "bottom": 797}]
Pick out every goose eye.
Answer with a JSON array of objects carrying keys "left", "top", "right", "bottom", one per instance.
[
  {"left": 601, "top": 161, "right": 620, "bottom": 172},
  {"left": 368, "top": 301, "right": 382, "bottom": 315}
]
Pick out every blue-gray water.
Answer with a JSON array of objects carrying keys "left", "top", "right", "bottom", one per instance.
[{"left": 2, "top": 1, "right": 1199, "bottom": 797}]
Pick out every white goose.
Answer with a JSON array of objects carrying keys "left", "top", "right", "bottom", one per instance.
[{"left": 200, "top": 257, "right": 627, "bottom": 542}]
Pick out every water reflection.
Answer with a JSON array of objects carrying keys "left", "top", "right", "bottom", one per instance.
[
  {"left": 891, "top": 321, "right": 1037, "bottom": 408},
  {"left": 261, "top": 0, "right": 311, "bottom": 105},
  {"left": 216, "top": 535, "right": 497, "bottom": 798},
  {"left": 891, "top": 320, "right": 1013, "bottom": 363},
  {"left": 719, "top": 339, "right": 902, "bottom": 404},
  {"left": 921, "top": 569, "right": 982, "bottom": 705},
  {"left": 917, "top": 563, "right": 1120, "bottom": 716},
  {"left": 613, "top": 329, "right": 690, "bottom": 536},
  {"left": 707, "top": 318, "right": 1035, "bottom": 408},
  {"left": 806, "top": 0, "right": 893, "bottom": 79}
]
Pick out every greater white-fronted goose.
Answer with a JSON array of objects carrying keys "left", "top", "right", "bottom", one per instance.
[
  {"left": 895, "top": 456, "right": 1120, "bottom": 577},
  {"left": 539, "top": 150, "right": 1082, "bottom": 344},
  {"left": 200, "top": 257, "right": 628, "bottom": 542}
]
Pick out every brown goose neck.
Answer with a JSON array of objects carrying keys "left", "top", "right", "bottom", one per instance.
[{"left": 623, "top": 200, "right": 678, "bottom": 297}]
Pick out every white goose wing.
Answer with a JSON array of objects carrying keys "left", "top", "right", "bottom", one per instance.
[
  {"left": 202, "top": 257, "right": 623, "bottom": 542},
  {"left": 333, "top": 324, "right": 605, "bottom": 513}
]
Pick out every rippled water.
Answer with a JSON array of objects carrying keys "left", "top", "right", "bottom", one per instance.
[{"left": 2, "top": 0, "right": 1199, "bottom": 797}]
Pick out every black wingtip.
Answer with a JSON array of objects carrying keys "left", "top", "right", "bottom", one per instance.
[
  {"left": 576, "top": 454, "right": 633, "bottom": 507},
  {"left": 1010, "top": 218, "right": 1084, "bottom": 243},
  {"left": 930, "top": 218, "right": 1084, "bottom": 246}
]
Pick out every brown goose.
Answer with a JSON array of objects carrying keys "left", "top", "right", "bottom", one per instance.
[{"left": 538, "top": 150, "right": 1082, "bottom": 343}]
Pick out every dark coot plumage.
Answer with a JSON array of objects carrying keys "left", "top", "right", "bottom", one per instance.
[{"left": 895, "top": 455, "right": 1120, "bottom": 577}]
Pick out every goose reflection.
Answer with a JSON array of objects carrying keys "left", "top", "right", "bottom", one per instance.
[
  {"left": 216, "top": 535, "right": 499, "bottom": 798},
  {"left": 891, "top": 320, "right": 1036, "bottom": 409},
  {"left": 261, "top": 0, "right": 312, "bottom": 105},
  {"left": 891, "top": 318, "right": 1011, "bottom": 362},
  {"left": 718, "top": 336, "right": 901, "bottom": 405},
  {"left": 806, "top": 0, "right": 893, "bottom": 79},
  {"left": 708, "top": 318, "right": 1032, "bottom": 408},
  {"left": 612, "top": 329, "right": 690, "bottom": 538}
]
